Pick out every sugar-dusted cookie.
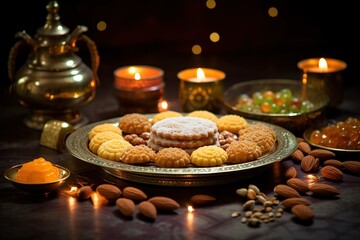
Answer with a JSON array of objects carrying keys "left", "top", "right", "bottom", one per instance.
[
  {"left": 151, "top": 116, "right": 218, "bottom": 140},
  {"left": 147, "top": 139, "right": 200, "bottom": 155},
  {"left": 151, "top": 111, "right": 183, "bottom": 124},
  {"left": 88, "top": 123, "right": 122, "bottom": 140},
  {"left": 187, "top": 110, "right": 218, "bottom": 123},
  {"left": 154, "top": 147, "right": 191, "bottom": 168},
  {"left": 191, "top": 145, "right": 227, "bottom": 167},
  {"left": 89, "top": 131, "right": 124, "bottom": 154},
  {"left": 120, "top": 145, "right": 156, "bottom": 164},
  {"left": 118, "top": 113, "right": 151, "bottom": 135},
  {"left": 216, "top": 114, "right": 248, "bottom": 134},
  {"left": 149, "top": 132, "right": 219, "bottom": 149},
  {"left": 225, "top": 139, "right": 262, "bottom": 163},
  {"left": 97, "top": 139, "right": 132, "bottom": 161}
]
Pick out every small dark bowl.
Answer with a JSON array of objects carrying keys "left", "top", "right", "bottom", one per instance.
[
  {"left": 4, "top": 164, "right": 70, "bottom": 194},
  {"left": 223, "top": 79, "right": 329, "bottom": 134}
]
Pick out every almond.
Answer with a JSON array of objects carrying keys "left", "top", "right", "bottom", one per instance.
[
  {"left": 281, "top": 197, "right": 311, "bottom": 208},
  {"left": 138, "top": 201, "right": 157, "bottom": 219},
  {"left": 298, "top": 142, "right": 311, "bottom": 154},
  {"left": 320, "top": 165, "right": 343, "bottom": 181},
  {"left": 76, "top": 186, "right": 93, "bottom": 200},
  {"left": 343, "top": 161, "right": 360, "bottom": 174},
  {"left": 286, "top": 178, "right": 309, "bottom": 193},
  {"left": 285, "top": 166, "right": 297, "bottom": 179},
  {"left": 122, "top": 187, "right": 147, "bottom": 201},
  {"left": 309, "top": 183, "right": 340, "bottom": 197},
  {"left": 96, "top": 184, "right": 122, "bottom": 201},
  {"left": 323, "top": 159, "right": 343, "bottom": 169},
  {"left": 274, "top": 184, "right": 301, "bottom": 198},
  {"left": 291, "top": 149, "right": 304, "bottom": 162},
  {"left": 301, "top": 155, "right": 319, "bottom": 172},
  {"left": 190, "top": 194, "right": 216, "bottom": 205},
  {"left": 309, "top": 149, "right": 335, "bottom": 160},
  {"left": 291, "top": 204, "right": 314, "bottom": 221},
  {"left": 148, "top": 196, "right": 180, "bottom": 211},
  {"left": 116, "top": 198, "right": 135, "bottom": 217}
]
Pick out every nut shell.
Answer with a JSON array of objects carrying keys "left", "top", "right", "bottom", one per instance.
[
  {"left": 148, "top": 196, "right": 180, "bottom": 211},
  {"left": 122, "top": 186, "right": 147, "bottom": 201},
  {"left": 116, "top": 198, "right": 135, "bottom": 217},
  {"left": 274, "top": 184, "right": 301, "bottom": 198},
  {"left": 320, "top": 165, "right": 343, "bottom": 181},
  {"left": 281, "top": 197, "right": 311, "bottom": 208},
  {"left": 96, "top": 184, "right": 122, "bottom": 201},
  {"left": 286, "top": 178, "right": 309, "bottom": 193},
  {"left": 77, "top": 186, "right": 93, "bottom": 200},
  {"left": 190, "top": 194, "right": 216, "bottom": 205},
  {"left": 138, "top": 201, "right": 157, "bottom": 219},
  {"left": 291, "top": 204, "right": 314, "bottom": 221},
  {"left": 309, "top": 183, "right": 340, "bottom": 197},
  {"left": 343, "top": 161, "right": 360, "bottom": 174}
]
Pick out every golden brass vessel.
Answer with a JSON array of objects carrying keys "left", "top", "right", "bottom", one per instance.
[{"left": 8, "top": 1, "right": 100, "bottom": 130}]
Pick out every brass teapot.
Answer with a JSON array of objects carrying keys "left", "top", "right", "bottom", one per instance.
[{"left": 8, "top": 1, "right": 100, "bottom": 130}]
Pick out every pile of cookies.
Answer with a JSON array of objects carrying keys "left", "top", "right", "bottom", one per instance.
[{"left": 87, "top": 110, "right": 277, "bottom": 168}]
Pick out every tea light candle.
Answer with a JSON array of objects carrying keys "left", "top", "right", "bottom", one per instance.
[
  {"left": 297, "top": 58, "right": 347, "bottom": 107},
  {"left": 178, "top": 68, "right": 225, "bottom": 113},
  {"left": 113, "top": 65, "right": 165, "bottom": 114},
  {"left": 114, "top": 65, "right": 164, "bottom": 89},
  {"left": 297, "top": 58, "right": 347, "bottom": 73}
]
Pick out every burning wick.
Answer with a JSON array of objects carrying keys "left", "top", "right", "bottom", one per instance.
[
  {"left": 158, "top": 99, "right": 169, "bottom": 112},
  {"left": 67, "top": 186, "right": 78, "bottom": 197},
  {"left": 187, "top": 205, "right": 195, "bottom": 213}
]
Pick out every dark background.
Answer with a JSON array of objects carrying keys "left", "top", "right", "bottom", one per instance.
[{"left": 1, "top": 0, "right": 358, "bottom": 110}]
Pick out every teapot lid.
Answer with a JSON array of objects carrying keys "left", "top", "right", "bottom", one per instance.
[{"left": 37, "top": 1, "right": 69, "bottom": 37}]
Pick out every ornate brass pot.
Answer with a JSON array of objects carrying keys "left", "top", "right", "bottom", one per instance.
[{"left": 8, "top": 1, "right": 100, "bottom": 130}]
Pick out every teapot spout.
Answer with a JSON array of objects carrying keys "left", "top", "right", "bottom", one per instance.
[
  {"left": 69, "top": 25, "right": 88, "bottom": 47},
  {"left": 15, "top": 30, "right": 36, "bottom": 47}
]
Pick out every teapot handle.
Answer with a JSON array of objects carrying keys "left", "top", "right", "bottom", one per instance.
[
  {"left": 77, "top": 34, "right": 100, "bottom": 86},
  {"left": 8, "top": 40, "right": 27, "bottom": 83}
]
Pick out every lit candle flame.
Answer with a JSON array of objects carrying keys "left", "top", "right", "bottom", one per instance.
[
  {"left": 319, "top": 58, "right": 328, "bottom": 70},
  {"left": 187, "top": 205, "right": 195, "bottom": 213},
  {"left": 158, "top": 99, "right": 169, "bottom": 112},
  {"left": 134, "top": 72, "right": 141, "bottom": 80},
  {"left": 67, "top": 186, "right": 78, "bottom": 197},
  {"left": 91, "top": 192, "right": 108, "bottom": 209},
  {"left": 196, "top": 68, "right": 206, "bottom": 79}
]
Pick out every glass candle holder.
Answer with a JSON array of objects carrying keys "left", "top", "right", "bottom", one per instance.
[
  {"left": 114, "top": 65, "right": 164, "bottom": 114},
  {"left": 297, "top": 58, "right": 347, "bottom": 107},
  {"left": 178, "top": 68, "right": 225, "bottom": 113}
]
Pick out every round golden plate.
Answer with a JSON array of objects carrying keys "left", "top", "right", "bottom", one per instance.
[{"left": 65, "top": 114, "right": 297, "bottom": 186}]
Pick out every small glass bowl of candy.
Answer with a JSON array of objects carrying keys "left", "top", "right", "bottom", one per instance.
[
  {"left": 223, "top": 79, "right": 329, "bottom": 133},
  {"left": 303, "top": 117, "right": 360, "bottom": 157}
]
